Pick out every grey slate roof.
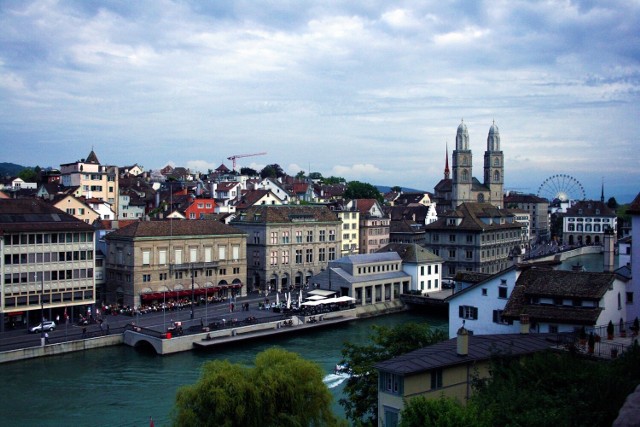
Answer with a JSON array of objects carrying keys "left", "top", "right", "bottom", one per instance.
[
  {"left": 378, "top": 243, "right": 442, "bottom": 264},
  {"left": 0, "top": 199, "right": 94, "bottom": 233},
  {"left": 375, "top": 333, "right": 555, "bottom": 375},
  {"left": 232, "top": 205, "right": 339, "bottom": 224}
]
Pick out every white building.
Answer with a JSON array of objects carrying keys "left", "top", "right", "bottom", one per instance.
[
  {"left": 446, "top": 267, "right": 519, "bottom": 338},
  {"left": 381, "top": 243, "right": 443, "bottom": 295}
]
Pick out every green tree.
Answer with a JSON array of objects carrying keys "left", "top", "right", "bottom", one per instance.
[
  {"left": 339, "top": 323, "right": 446, "bottom": 426},
  {"left": 18, "top": 167, "right": 38, "bottom": 182},
  {"left": 240, "top": 167, "right": 258, "bottom": 176},
  {"left": 173, "top": 348, "right": 343, "bottom": 427},
  {"left": 309, "top": 172, "right": 323, "bottom": 180},
  {"left": 607, "top": 197, "right": 619, "bottom": 210},
  {"left": 295, "top": 170, "right": 306, "bottom": 179},
  {"left": 322, "top": 176, "right": 345, "bottom": 185},
  {"left": 260, "top": 164, "right": 285, "bottom": 179},
  {"left": 343, "top": 181, "right": 382, "bottom": 203},
  {"left": 400, "top": 396, "right": 488, "bottom": 427},
  {"left": 391, "top": 186, "right": 402, "bottom": 193}
]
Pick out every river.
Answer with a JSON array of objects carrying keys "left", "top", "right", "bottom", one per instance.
[{"left": 1, "top": 311, "right": 447, "bottom": 426}]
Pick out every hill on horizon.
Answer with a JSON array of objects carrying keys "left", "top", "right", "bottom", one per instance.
[{"left": 0, "top": 162, "right": 25, "bottom": 178}]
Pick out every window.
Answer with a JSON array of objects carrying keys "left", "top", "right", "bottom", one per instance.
[
  {"left": 493, "top": 310, "right": 511, "bottom": 324},
  {"left": 296, "top": 231, "right": 303, "bottom": 243},
  {"left": 218, "top": 246, "right": 226, "bottom": 260},
  {"left": 306, "top": 249, "right": 313, "bottom": 263},
  {"left": 190, "top": 248, "right": 197, "bottom": 263},
  {"left": 449, "top": 234, "right": 456, "bottom": 242},
  {"left": 627, "top": 292, "right": 634, "bottom": 305},
  {"left": 482, "top": 288, "right": 487, "bottom": 296},
  {"left": 328, "top": 247, "right": 336, "bottom": 261},
  {"left": 459, "top": 305, "right": 478, "bottom": 320},
  {"left": 142, "top": 250, "right": 150, "bottom": 265},
  {"left": 319, "top": 230, "right": 326, "bottom": 242},
  {"left": 449, "top": 249, "right": 456, "bottom": 258},
  {"left": 466, "top": 235, "right": 473, "bottom": 243},
  {"left": 319, "top": 248, "right": 326, "bottom": 262},
  {"left": 295, "top": 249, "right": 303, "bottom": 264},
  {"left": 204, "top": 247, "right": 212, "bottom": 262},
  {"left": 159, "top": 249, "right": 167, "bottom": 265},
  {"left": 270, "top": 251, "right": 277, "bottom": 266},
  {"left": 329, "top": 230, "right": 336, "bottom": 241},
  {"left": 282, "top": 231, "right": 290, "bottom": 244},
  {"left": 466, "top": 250, "right": 473, "bottom": 259},
  {"left": 498, "top": 286, "right": 508, "bottom": 299},
  {"left": 142, "top": 274, "right": 151, "bottom": 282},
  {"left": 307, "top": 230, "right": 313, "bottom": 243},
  {"left": 430, "top": 368, "right": 443, "bottom": 390},
  {"left": 270, "top": 232, "right": 277, "bottom": 244},
  {"left": 281, "top": 250, "right": 289, "bottom": 265},
  {"left": 380, "top": 372, "right": 402, "bottom": 395},
  {"left": 174, "top": 249, "right": 182, "bottom": 265}
]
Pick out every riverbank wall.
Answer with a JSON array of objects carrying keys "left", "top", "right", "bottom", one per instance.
[
  {"left": 524, "top": 245, "right": 601, "bottom": 264},
  {"left": 0, "top": 300, "right": 407, "bottom": 362},
  {"left": 0, "top": 334, "right": 123, "bottom": 364}
]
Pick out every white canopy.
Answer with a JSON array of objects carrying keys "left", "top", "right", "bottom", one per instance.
[
  {"left": 308, "top": 289, "right": 337, "bottom": 297},
  {"left": 305, "top": 295, "right": 327, "bottom": 301},
  {"left": 300, "top": 300, "right": 325, "bottom": 306},
  {"left": 333, "top": 296, "right": 356, "bottom": 303}
]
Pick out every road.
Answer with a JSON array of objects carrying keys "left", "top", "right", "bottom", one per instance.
[{"left": 0, "top": 290, "right": 302, "bottom": 352}]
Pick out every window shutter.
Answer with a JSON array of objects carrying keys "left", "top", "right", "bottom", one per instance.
[{"left": 459, "top": 306, "right": 464, "bottom": 318}]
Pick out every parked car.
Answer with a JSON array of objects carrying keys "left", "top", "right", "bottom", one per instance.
[
  {"left": 29, "top": 321, "right": 56, "bottom": 333},
  {"left": 441, "top": 279, "right": 455, "bottom": 289}
]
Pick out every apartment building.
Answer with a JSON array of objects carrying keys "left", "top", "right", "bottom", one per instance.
[
  {"left": 0, "top": 199, "right": 96, "bottom": 329},
  {"left": 104, "top": 219, "right": 247, "bottom": 308},
  {"left": 230, "top": 205, "right": 342, "bottom": 292}
]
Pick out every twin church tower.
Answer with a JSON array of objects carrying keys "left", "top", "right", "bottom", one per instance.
[{"left": 435, "top": 120, "right": 504, "bottom": 209}]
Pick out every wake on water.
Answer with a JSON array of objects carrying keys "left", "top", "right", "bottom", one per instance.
[{"left": 323, "top": 372, "right": 349, "bottom": 389}]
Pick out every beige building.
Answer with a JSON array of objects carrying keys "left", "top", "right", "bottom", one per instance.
[
  {"left": 52, "top": 194, "right": 100, "bottom": 224},
  {"left": 336, "top": 208, "right": 360, "bottom": 256},
  {"left": 104, "top": 219, "right": 247, "bottom": 308},
  {"left": 346, "top": 199, "right": 390, "bottom": 254},
  {"left": 424, "top": 203, "right": 523, "bottom": 277},
  {"left": 60, "top": 150, "right": 120, "bottom": 217},
  {"left": 375, "top": 331, "right": 554, "bottom": 427},
  {"left": 230, "top": 205, "right": 342, "bottom": 292},
  {"left": 0, "top": 199, "right": 96, "bottom": 329}
]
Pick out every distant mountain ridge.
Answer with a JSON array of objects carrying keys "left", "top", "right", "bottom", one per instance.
[
  {"left": 0, "top": 162, "right": 25, "bottom": 177},
  {"left": 376, "top": 185, "right": 427, "bottom": 194}
]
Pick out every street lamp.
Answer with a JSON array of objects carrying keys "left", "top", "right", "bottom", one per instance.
[
  {"left": 40, "top": 275, "right": 45, "bottom": 347},
  {"left": 190, "top": 264, "right": 195, "bottom": 320}
]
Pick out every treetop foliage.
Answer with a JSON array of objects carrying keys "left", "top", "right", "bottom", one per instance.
[{"left": 172, "top": 347, "right": 344, "bottom": 427}]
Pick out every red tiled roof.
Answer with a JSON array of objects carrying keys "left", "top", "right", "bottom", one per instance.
[{"left": 106, "top": 219, "right": 244, "bottom": 239}]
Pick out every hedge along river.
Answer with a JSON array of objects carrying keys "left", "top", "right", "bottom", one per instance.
[{"left": 1, "top": 311, "right": 447, "bottom": 426}]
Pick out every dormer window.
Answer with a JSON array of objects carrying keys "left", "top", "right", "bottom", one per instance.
[{"left": 595, "top": 209, "right": 600, "bottom": 215}]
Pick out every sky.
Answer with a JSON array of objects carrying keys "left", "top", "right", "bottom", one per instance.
[{"left": 1, "top": 0, "right": 639, "bottom": 202}]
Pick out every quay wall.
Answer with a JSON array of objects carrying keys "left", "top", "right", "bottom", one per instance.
[
  {"left": 0, "top": 335, "right": 123, "bottom": 365},
  {"left": 525, "top": 245, "right": 601, "bottom": 264}
]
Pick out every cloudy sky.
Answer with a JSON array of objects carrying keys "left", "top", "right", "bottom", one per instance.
[{"left": 1, "top": 0, "right": 638, "bottom": 202}]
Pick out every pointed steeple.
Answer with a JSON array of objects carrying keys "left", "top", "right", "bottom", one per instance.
[
  {"left": 85, "top": 149, "right": 100, "bottom": 165},
  {"left": 444, "top": 142, "right": 450, "bottom": 179},
  {"left": 601, "top": 178, "right": 605, "bottom": 203}
]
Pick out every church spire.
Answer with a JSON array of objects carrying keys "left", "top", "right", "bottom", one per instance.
[
  {"left": 601, "top": 178, "right": 605, "bottom": 203},
  {"left": 444, "top": 142, "right": 450, "bottom": 179}
]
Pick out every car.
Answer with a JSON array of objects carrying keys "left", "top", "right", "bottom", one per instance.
[{"left": 29, "top": 321, "right": 56, "bottom": 333}]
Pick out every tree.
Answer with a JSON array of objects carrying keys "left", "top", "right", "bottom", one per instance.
[
  {"left": 18, "top": 167, "right": 38, "bottom": 182},
  {"left": 391, "top": 186, "right": 402, "bottom": 193},
  {"left": 607, "top": 197, "right": 618, "bottom": 210},
  {"left": 339, "top": 323, "right": 447, "bottom": 426},
  {"left": 260, "top": 164, "right": 285, "bottom": 179},
  {"left": 295, "top": 170, "right": 306, "bottom": 179},
  {"left": 322, "top": 176, "right": 345, "bottom": 185},
  {"left": 343, "top": 181, "right": 382, "bottom": 203},
  {"left": 400, "top": 396, "right": 488, "bottom": 427},
  {"left": 309, "top": 172, "right": 323, "bottom": 180},
  {"left": 173, "top": 348, "right": 343, "bottom": 427},
  {"left": 240, "top": 166, "right": 258, "bottom": 176}
]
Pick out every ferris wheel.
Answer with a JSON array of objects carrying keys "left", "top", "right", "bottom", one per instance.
[{"left": 537, "top": 174, "right": 586, "bottom": 202}]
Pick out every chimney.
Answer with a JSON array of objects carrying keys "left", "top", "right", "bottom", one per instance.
[
  {"left": 520, "top": 314, "right": 530, "bottom": 334},
  {"left": 603, "top": 227, "right": 615, "bottom": 272},
  {"left": 457, "top": 323, "right": 469, "bottom": 356}
]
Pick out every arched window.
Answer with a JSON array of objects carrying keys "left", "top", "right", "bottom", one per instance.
[
  {"left": 493, "top": 170, "right": 500, "bottom": 182},
  {"left": 568, "top": 224, "right": 575, "bottom": 231},
  {"left": 462, "top": 156, "right": 468, "bottom": 166},
  {"left": 494, "top": 158, "right": 500, "bottom": 166},
  {"left": 477, "top": 193, "right": 485, "bottom": 202},
  {"left": 462, "top": 170, "right": 469, "bottom": 181}
]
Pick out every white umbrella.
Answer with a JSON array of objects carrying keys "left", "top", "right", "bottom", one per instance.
[
  {"left": 287, "top": 292, "right": 291, "bottom": 309},
  {"left": 276, "top": 292, "right": 280, "bottom": 306},
  {"left": 298, "top": 290, "right": 302, "bottom": 307}
]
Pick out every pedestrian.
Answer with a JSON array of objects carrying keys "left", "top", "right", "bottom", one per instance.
[
  {"left": 106, "top": 323, "right": 110, "bottom": 335},
  {"left": 82, "top": 327, "right": 87, "bottom": 338},
  {"left": 44, "top": 332, "right": 50, "bottom": 344}
]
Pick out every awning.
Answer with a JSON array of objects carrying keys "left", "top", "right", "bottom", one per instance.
[
  {"left": 308, "top": 289, "right": 337, "bottom": 297},
  {"left": 305, "top": 295, "right": 327, "bottom": 301}
]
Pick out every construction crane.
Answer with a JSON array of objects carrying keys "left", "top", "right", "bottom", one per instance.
[{"left": 227, "top": 152, "right": 267, "bottom": 170}]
